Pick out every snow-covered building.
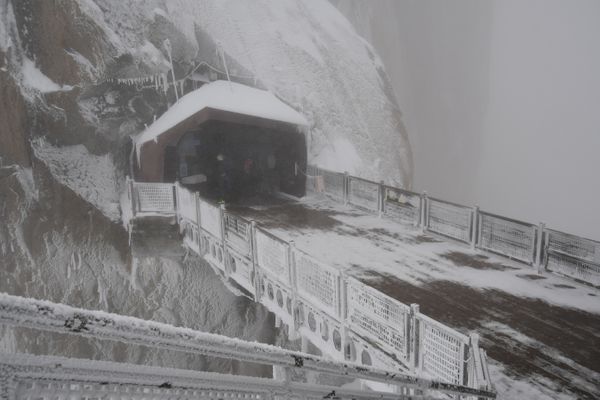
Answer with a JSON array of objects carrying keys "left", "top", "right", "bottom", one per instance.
[{"left": 134, "top": 80, "right": 309, "bottom": 200}]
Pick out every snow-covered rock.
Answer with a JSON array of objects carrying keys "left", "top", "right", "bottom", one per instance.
[{"left": 83, "top": 0, "right": 414, "bottom": 187}]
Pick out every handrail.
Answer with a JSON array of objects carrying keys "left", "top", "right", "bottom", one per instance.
[
  {"left": 307, "top": 164, "right": 600, "bottom": 287},
  {"left": 0, "top": 293, "right": 496, "bottom": 398}
]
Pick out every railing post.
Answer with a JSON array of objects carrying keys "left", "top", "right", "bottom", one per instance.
[
  {"left": 219, "top": 203, "right": 227, "bottom": 271},
  {"left": 468, "top": 332, "right": 486, "bottom": 390},
  {"left": 409, "top": 303, "right": 420, "bottom": 372},
  {"left": 343, "top": 171, "right": 349, "bottom": 205},
  {"left": 378, "top": 180, "right": 385, "bottom": 218},
  {"left": 195, "top": 192, "right": 201, "bottom": 251},
  {"left": 172, "top": 181, "right": 179, "bottom": 214},
  {"left": 128, "top": 176, "right": 137, "bottom": 217},
  {"left": 250, "top": 220, "right": 260, "bottom": 300},
  {"left": 420, "top": 192, "right": 428, "bottom": 233},
  {"left": 288, "top": 240, "right": 296, "bottom": 293},
  {"left": 471, "top": 205, "right": 480, "bottom": 250},
  {"left": 195, "top": 192, "right": 201, "bottom": 227},
  {"left": 339, "top": 272, "right": 348, "bottom": 322},
  {"left": 536, "top": 222, "right": 546, "bottom": 274}
]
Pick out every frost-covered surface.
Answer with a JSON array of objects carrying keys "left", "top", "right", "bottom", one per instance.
[
  {"left": 80, "top": 0, "right": 413, "bottom": 187},
  {"left": 32, "top": 139, "right": 120, "bottom": 221},
  {"left": 230, "top": 194, "right": 600, "bottom": 400},
  {"left": 256, "top": 195, "right": 600, "bottom": 314},
  {"left": 21, "top": 58, "right": 73, "bottom": 93},
  {"left": 136, "top": 80, "right": 308, "bottom": 152},
  {"left": 0, "top": 167, "right": 284, "bottom": 375}
]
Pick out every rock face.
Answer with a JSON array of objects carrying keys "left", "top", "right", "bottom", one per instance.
[{"left": 0, "top": 0, "right": 412, "bottom": 369}]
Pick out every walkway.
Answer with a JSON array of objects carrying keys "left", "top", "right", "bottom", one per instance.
[{"left": 229, "top": 194, "right": 600, "bottom": 400}]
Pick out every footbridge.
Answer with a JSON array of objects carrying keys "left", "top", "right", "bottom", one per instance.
[{"left": 121, "top": 169, "right": 502, "bottom": 394}]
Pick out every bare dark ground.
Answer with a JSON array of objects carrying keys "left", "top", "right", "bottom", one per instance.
[
  {"left": 228, "top": 199, "right": 360, "bottom": 230},
  {"left": 362, "top": 272, "right": 600, "bottom": 399},
  {"left": 441, "top": 251, "right": 520, "bottom": 271}
]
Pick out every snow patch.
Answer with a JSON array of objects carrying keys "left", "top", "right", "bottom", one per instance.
[
  {"left": 32, "top": 139, "right": 120, "bottom": 221},
  {"left": 313, "top": 137, "right": 363, "bottom": 175},
  {"left": 21, "top": 58, "right": 73, "bottom": 93},
  {"left": 135, "top": 80, "right": 308, "bottom": 154}
]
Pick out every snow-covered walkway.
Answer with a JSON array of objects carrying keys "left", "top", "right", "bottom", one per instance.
[{"left": 229, "top": 194, "right": 600, "bottom": 400}]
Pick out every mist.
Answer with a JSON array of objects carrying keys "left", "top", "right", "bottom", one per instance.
[{"left": 335, "top": 0, "right": 600, "bottom": 239}]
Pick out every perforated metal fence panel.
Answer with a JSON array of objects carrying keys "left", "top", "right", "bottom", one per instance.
[
  {"left": 224, "top": 213, "right": 252, "bottom": 258},
  {"left": 294, "top": 250, "right": 340, "bottom": 317},
  {"left": 306, "top": 164, "right": 320, "bottom": 193},
  {"left": 320, "top": 169, "right": 345, "bottom": 201},
  {"left": 546, "top": 250, "right": 600, "bottom": 286},
  {"left": 546, "top": 229, "right": 600, "bottom": 263},
  {"left": 255, "top": 229, "right": 290, "bottom": 285},
  {"left": 427, "top": 198, "right": 472, "bottom": 243},
  {"left": 347, "top": 177, "right": 379, "bottom": 212},
  {"left": 134, "top": 182, "right": 175, "bottom": 213},
  {"left": 417, "top": 314, "right": 468, "bottom": 386},
  {"left": 478, "top": 213, "right": 536, "bottom": 264},
  {"left": 176, "top": 184, "right": 197, "bottom": 223},
  {"left": 383, "top": 187, "right": 421, "bottom": 226},
  {"left": 346, "top": 278, "right": 410, "bottom": 364},
  {"left": 199, "top": 200, "right": 222, "bottom": 239}
]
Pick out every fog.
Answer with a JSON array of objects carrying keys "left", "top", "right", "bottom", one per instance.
[{"left": 335, "top": 0, "right": 600, "bottom": 239}]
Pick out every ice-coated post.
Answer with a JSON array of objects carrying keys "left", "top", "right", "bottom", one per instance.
[
  {"left": 536, "top": 222, "right": 546, "bottom": 273},
  {"left": 172, "top": 181, "right": 179, "bottom": 213},
  {"left": 219, "top": 203, "right": 227, "bottom": 249},
  {"left": 409, "top": 303, "right": 420, "bottom": 372},
  {"left": 301, "top": 336, "right": 309, "bottom": 353},
  {"left": 194, "top": 192, "right": 201, "bottom": 247},
  {"left": 249, "top": 220, "right": 258, "bottom": 300},
  {"left": 378, "top": 180, "right": 385, "bottom": 218},
  {"left": 469, "top": 332, "right": 485, "bottom": 388},
  {"left": 339, "top": 272, "right": 348, "bottom": 321},
  {"left": 288, "top": 240, "right": 296, "bottom": 292},
  {"left": 421, "top": 191, "right": 428, "bottom": 233},
  {"left": 194, "top": 192, "right": 201, "bottom": 228},
  {"left": 343, "top": 171, "right": 349, "bottom": 205},
  {"left": 127, "top": 176, "right": 137, "bottom": 217},
  {"left": 163, "top": 39, "right": 179, "bottom": 101},
  {"left": 471, "top": 205, "right": 480, "bottom": 250}
]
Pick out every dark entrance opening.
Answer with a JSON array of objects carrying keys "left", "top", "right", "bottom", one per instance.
[{"left": 165, "top": 120, "right": 306, "bottom": 202}]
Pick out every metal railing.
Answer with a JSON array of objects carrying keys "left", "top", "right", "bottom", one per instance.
[
  {"left": 128, "top": 181, "right": 495, "bottom": 394},
  {"left": 129, "top": 180, "right": 176, "bottom": 215},
  {"left": 0, "top": 293, "right": 497, "bottom": 400},
  {"left": 306, "top": 166, "right": 600, "bottom": 287},
  {"left": 347, "top": 176, "right": 380, "bottom": 212},
  {"left": 383, "top": 186, "right": 422, "bottom": 227},
  {"left": 477, "top": 211, "right": 537, "bottom": 264},
  {"left": 544, "top": 229, "right": 600, "bottom": 286},
  {"left": 310, "top": 166, "right": 346, "bottom": 202},
  {"left": 427, "top": 197, "right": 473, "bottom": 244}
]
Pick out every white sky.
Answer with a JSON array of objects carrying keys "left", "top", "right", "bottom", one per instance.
[{"left": 336, "top": 0, "right": 600, "bottom": 240}]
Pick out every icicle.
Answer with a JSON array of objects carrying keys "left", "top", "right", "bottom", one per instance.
[
  {"left": 162, "top": 73, "right": 168, "bottom": 94},
  {"left": 154, "top": 74, "right": 158, "bottom": 91}
]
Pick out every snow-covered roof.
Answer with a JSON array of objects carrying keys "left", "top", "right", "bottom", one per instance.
[{"left": 135, "top": 80, "right": 308, "bottom": 148}]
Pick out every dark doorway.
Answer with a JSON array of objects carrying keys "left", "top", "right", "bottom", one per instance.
[{"left": 163, "top": 120, "right": 306, "bottom": 203}]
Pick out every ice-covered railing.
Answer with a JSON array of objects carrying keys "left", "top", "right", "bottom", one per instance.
[
  {"left": 307, "top": 165, "right": 600, "bottom": 287},
  {"left": 0, "top": 293, "right": 497, "bottom": 400},
  {"left": 125, "top": 179, "right": 495, "bottom": 394}
]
